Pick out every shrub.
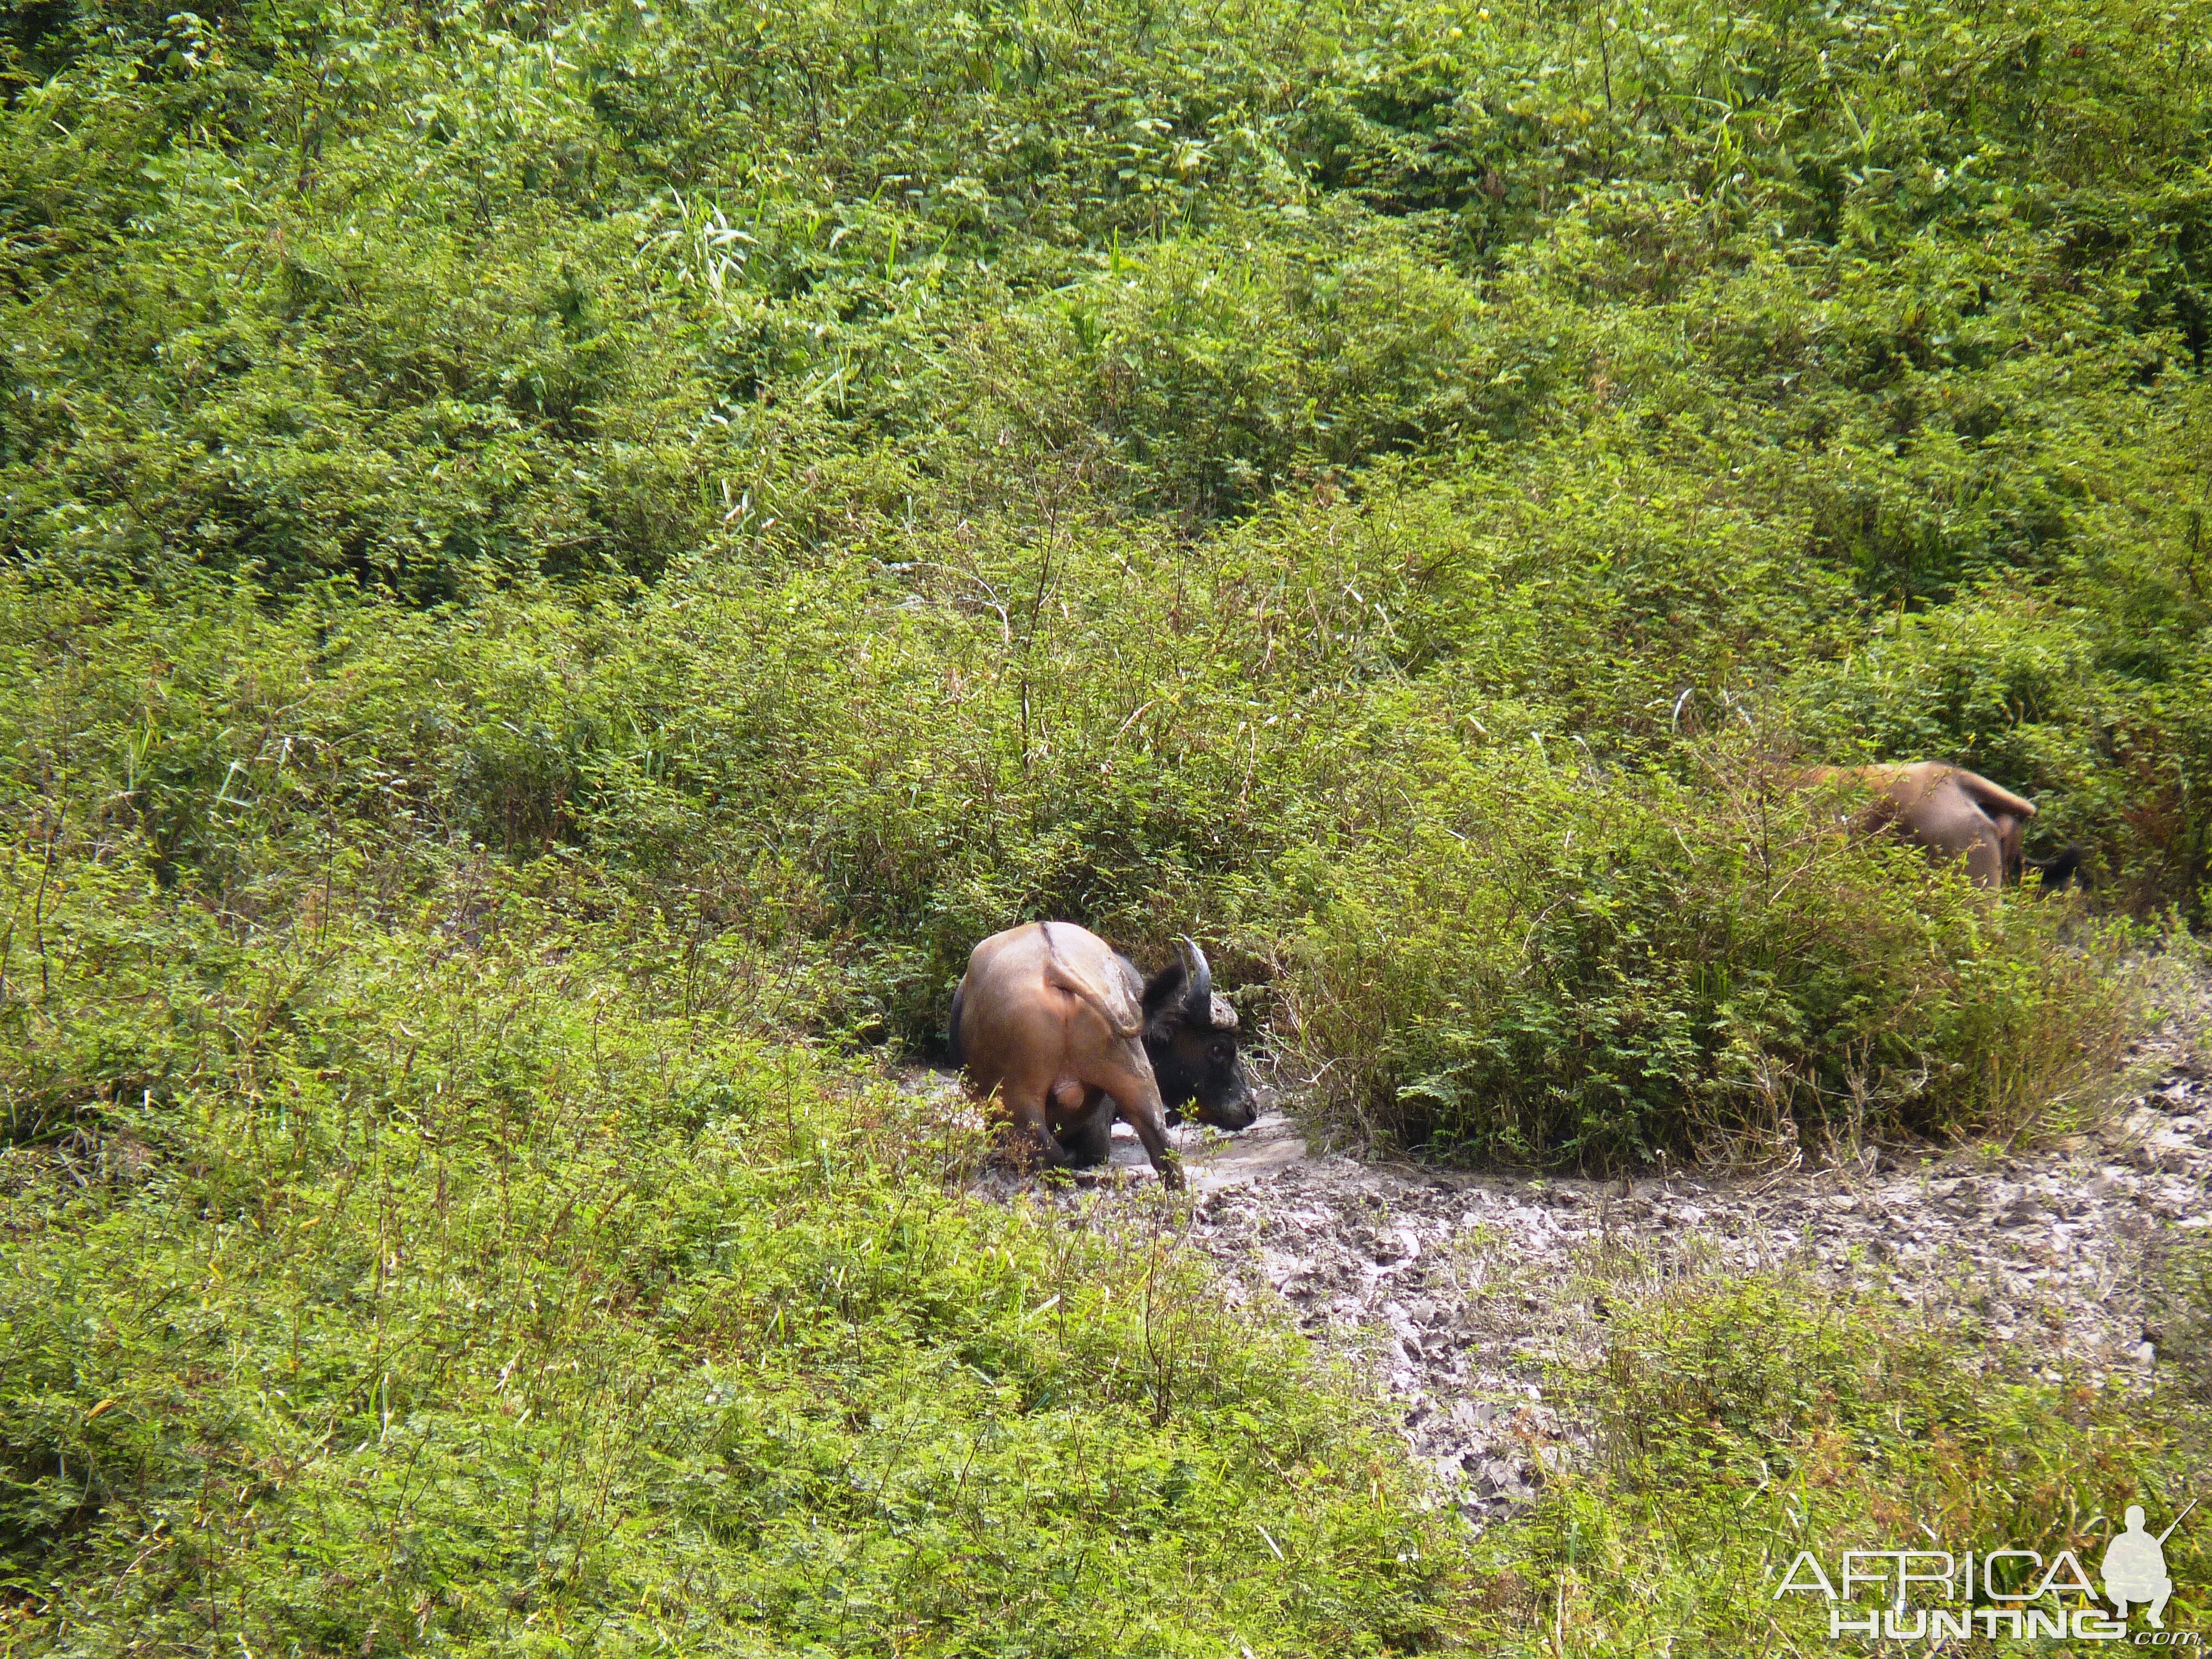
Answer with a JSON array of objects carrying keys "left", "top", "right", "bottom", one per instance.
[
  {"left": 0, "top": 849, "right": 1469, "bottom": 1653},
  {"left": 1469, "top": 1265, "right": 2204, "bottom": 1653},
  {"left": 1280, "top": 748, "right": 2128, "bottom": 1167}
]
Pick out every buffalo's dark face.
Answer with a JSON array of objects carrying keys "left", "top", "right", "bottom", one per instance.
[
  {"left": 1992, "top": 808, "right": 2086, "bottom": 893},
  {"left": 2025, "top": 844, "right": 2085, "bottom": 890},
  {"left": 1140, "top": 940, "right": 1256, "bottom": 1131}
]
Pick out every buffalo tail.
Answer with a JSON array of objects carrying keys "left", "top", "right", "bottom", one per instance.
[{"left": 1038, "top": 922, "right": 1143, "bottom": 1040}]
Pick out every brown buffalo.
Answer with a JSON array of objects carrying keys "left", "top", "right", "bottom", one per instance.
[
  {"left": 1802, "top": 761, "right": 2078, "bottom": 890},
  {"left": 947, "top": 922, "right": 1212, "bottom": 1188}
]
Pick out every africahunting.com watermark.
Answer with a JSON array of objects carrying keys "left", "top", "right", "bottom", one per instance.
[{"left": 1776, "top": 1500, "right": 2198, "bottom": 1645}]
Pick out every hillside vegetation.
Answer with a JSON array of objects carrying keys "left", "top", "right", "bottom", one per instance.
[
  {"left": 8, "top": 0, "right": 2209, "bottom": 1154},
  {"left": 3, "top": 0, "right": 2210, "bottom": 1644}
]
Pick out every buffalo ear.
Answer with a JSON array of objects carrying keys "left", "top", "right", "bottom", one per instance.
[{"left": 1140, "top": 960, "right": 1190, "bottom": 1024}]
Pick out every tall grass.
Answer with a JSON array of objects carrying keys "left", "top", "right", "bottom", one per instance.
[
  {"left": 4, "top": 0, "right": 2208, "bottom": 1632},
  {"left": 2, "top": 562, "right": 2135, "bottom": 1168},
  {"left": 1467, "top": 1259, "right": 2208, "bottom": 1653},
  {"left": 0, "top": 846, "right": 1467, "bottom": 1652}
]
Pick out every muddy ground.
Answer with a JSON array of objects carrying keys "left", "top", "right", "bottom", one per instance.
[{"left": 910, "top": 964, "right": 2211, "bottom": 1530}]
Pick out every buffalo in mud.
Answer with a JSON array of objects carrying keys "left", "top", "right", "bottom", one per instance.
[
  {"left": 1803, "top": 761, "right": 2082, "bottom": 891},
  {"left": 947, "top": 922, "right": 1256, "bottom": 1188}
]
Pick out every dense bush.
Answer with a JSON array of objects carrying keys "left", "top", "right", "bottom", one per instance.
[
  {"left": 7, "top": 0, "right": 2210, "bottom": 907},
  {"left": 7, "top": 0, "right": 2211, "bottom": 1638},
  {"left": 0, "top": 456, "right": 2151, "bottom": 1165},
  {"left": 1471, "top": 1263, "right": 2205, "bottom": 1651},
  {"left": 0, "top": 854, "right": 1461, "bottom": 1651},
  {"left": 1279, "top": 747, "right": 2126, "bottom": 1164}
]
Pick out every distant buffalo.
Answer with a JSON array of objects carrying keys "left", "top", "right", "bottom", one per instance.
[
  {"left": 1803, "top": 761, "right": 2081, "bottom": 890},
  {"left": 947, "top": 923, "right": 1255, "bottom": 1188}
]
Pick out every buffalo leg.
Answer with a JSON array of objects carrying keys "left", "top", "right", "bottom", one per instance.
[
  {"left": 998, "top": 1085, "right": 1072, "bottom": 1173},
  {"left": 1964, "top": 828, "right": 2005, "bottom": 890},
  {"left": 1100, "top": 1061, "right": 1185, "bottom": 1191},
  {"left": 1055, "top": 1089, "right": 1115, "bottom": 1168}
]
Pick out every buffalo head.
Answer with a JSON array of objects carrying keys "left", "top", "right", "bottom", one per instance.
[{"left": 1139, "top": 937, "right": 1256, "bottom": 1131}]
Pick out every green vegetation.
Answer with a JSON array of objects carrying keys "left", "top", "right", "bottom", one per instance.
[
  {"left": 1475, "top": 1253, "right": 2208, "bottom": 1653},
  {"left": 3, "top": 852, "right": 1461, "bottom": 1652},
  {"left": 10, "top": 0, "right": 2208, "bottom": 1157},
  {"left": 7, "top": 0, "right": 2208, "bottom": 1152},
  {"left": 6, "top": 0, "right": 2211, "bottom": 1641}
]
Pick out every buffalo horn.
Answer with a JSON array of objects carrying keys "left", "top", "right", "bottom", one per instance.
[{"left": 1178, "top": 936, "right": 1213, "bottom": 1024}]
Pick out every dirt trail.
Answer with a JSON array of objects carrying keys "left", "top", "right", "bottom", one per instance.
[{"left": 914, "top": 968, "right": 2211, "bottom": 1530}]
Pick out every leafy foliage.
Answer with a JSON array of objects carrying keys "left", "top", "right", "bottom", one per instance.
[
  {"left": 1467, "top": 1259, "right": 2206, "bottom": 1652},
  {"left": 3, "top": 0, "right": 2210, "bottom": 1639},
  {"left": 1, "top": 846, "right": 1460, "bottom": 1652},
  {"left": 1278, "top": 745, "right": 2126, "bottom": 1163}
]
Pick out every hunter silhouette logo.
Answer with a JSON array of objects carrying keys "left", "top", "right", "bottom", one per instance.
[
  {"left": 2106, "top": 1502, "right": 2193, "bottom": 1630},
  {"left": 1775, "top": 1498, "right": 2198, "bottom": 1645}
]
